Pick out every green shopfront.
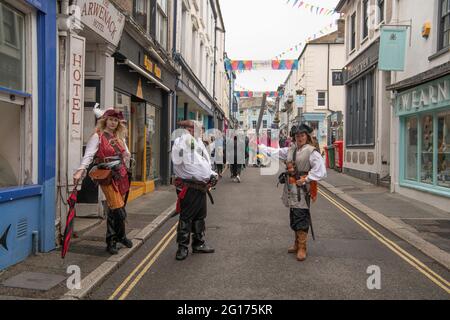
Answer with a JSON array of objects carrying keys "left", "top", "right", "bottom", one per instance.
[{"left": 395, "top": 74, "right": 450, "bottom": 200}]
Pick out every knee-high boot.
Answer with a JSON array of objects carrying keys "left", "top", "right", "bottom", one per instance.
[
  {"left": 192, "top": 220, "right": 214, "bottom": 254},
  {"left": 106, "top": 208, "right": 119, "bottom": 255},
  {"left": 116, "top": 207, "right": 132, "bottom": 248},
  {"left": 288, "top": 232, "right": 298, "bottom": 254},
  {"left": 176, "top": 220, "right": 191, "bottom": 260},
  {"left": 296, "top": 230, "right": 308, "bottom": 261}
]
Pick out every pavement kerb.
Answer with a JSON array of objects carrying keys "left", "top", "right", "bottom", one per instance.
[
  {"left": 61, "top": 202, "right": 177, "bottom": 300},
  {"left": 319, "top": 180, "right": 450, "bottom": 271}
]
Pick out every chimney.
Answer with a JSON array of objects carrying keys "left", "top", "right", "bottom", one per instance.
[{"left": 337, "top": 18, "right": 345, "bottom": 42}]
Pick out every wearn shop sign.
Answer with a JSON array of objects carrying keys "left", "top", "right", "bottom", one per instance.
[
  {"left": 73, "top": 0, "right": 125, "bottom": 47},
  {"left": 395, "top": 75, "right": 450, "bottom": 116}
]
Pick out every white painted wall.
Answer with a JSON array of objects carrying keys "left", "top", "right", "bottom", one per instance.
[{"left": 280, "top": 38, "right": 345, "bottom": 149}]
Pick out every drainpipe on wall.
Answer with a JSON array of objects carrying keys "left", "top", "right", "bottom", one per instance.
[{"left": 56, "top": 0, "right": 71, "bottom": 242}]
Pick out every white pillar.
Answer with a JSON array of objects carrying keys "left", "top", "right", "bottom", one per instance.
[{"left": 98, "top": 44, "right": 116, "bottom": 108}]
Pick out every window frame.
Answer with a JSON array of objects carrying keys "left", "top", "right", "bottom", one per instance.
[
  {"left": 362, "top": 0, "right": 369, "bottom": 41},
  {"left": 399, "top": 110, "right": 450, "bottom": 197},
  {"left": 317, "top": 91, "right": 326, "bottom": 107},
  {"left": 438, "top": 0, "right": 450, "bottom": 51},
  {"left": 345, "top": 69, "right": 376, "bottom": 148},
  {"left": 156, "top": 0, "right": 168, "bottom": 50},
  {"left": 0, "top": 0, "right": 36, "bottom": 189},
  {"left": 350, "top": 12, "right": 356, "bottom": 52},
  {"left": 132, "top": 0, "right": 150, "bottom": 33},
  {"left": 378, "top": 0, "right": 385, "bottom": 24}
]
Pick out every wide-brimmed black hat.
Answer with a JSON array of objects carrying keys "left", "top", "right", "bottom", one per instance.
[{"left": 290, "top": 123, "right": 313, "bottom": 137}]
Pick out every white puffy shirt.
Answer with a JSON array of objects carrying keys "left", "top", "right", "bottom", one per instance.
[
  {"left": 258, "top": 144, "right": 327, "bottom": 182},
  {"left": 171, "top": 133, "right": 216, "bottom": 182}
]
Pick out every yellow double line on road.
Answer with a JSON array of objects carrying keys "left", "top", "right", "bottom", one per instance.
[
  {"left": 109, "top": 222, "right": 178, "bottom": 300},
  {"left": 319, "top": 189, "right": 450, "bottom": 294}
]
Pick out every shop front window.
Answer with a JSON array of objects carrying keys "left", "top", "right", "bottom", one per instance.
[
  {"left": 0, "top": 100, "right": 21, "bottom": 188},
  {"left": 131, "top": 100, "right": 146, "bottom": 181},
  {"left": 114, "top": 91, "right": 131, "bottom": 146},
  {"left": 405, "top": 116, "right": 418, "bottom": 181},
  {"left": 421, "top": 114, "right": 434, "bottom": 185},
  {"left": 146, "top": 104, "right": 160, "bottom": 180},
  {"left": 437, "top": 111, "right": 450, "bottom": 188},
  {"left": 0, "top": 2, "right": 25, "bottom": 91}
]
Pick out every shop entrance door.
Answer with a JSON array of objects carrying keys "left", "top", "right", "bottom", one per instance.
[{"left": 78, "top": 79, "right": 101, "bottom": 204}]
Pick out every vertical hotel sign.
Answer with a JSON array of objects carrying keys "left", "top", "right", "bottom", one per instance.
[{"left": 68, "top": 34, "right": 86, "bottom": 175}]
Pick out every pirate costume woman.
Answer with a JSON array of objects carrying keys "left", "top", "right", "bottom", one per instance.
[
  {"left": 75, "top": 109, "right": 133, "bottom": 255},
  {"left": 259, "top": 124, "right": 326, "bottom": 261}
]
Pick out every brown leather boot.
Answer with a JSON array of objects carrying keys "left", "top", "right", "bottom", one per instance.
[
  {"left": 296, "top": 230, "right": 308, "bottom": 261},
  {"left": 288, "top": 232, "right": 298, "bottom": 253}
]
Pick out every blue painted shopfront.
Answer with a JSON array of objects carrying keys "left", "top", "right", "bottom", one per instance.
[
  {"left": 0, "top": 0, "right": 57, "bottom": 270},
  {"left": 397, "top": 75, "right": 450, "bottom": 198}
]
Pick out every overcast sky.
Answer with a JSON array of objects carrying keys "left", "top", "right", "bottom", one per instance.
[{"left": 219, "top": 0, "right": 341, "bottom": 92}]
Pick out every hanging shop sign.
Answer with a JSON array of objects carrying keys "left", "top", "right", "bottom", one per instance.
[
  {"left": 68, "top": 34, "right": 86, "bottom": 175},
  {"left": 332, "top": 71, "right": 344, "bottom": 86},
  {"left": 74, "top": 0, "right": 125, "bottom": 47},
  {"left": 379, "top": 28, "right": 407, "bottom": 71},
  {"left": 395, "top": 75, "right": 450, "bottom": 116}
]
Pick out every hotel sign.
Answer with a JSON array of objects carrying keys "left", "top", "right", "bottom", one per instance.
[
  {"left": 73, "top": 0, "right": 125, "bottom": 47},
  {"left": 68, "top": 35, "right": 86, "bottom": 175},
  {"left": 395, "top": 75, "right": 450, "bottom": 116}
]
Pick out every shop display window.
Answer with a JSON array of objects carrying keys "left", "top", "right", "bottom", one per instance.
[
  {"left": 146, "top": 104, "right": 160, "bottom": 180},
  {"left": 0, "top": 100, "right": 21, "bottom": 188},
  {"left": 437, "top": 111, "right": 450, "bottom": 188},
  {"left": 421, "top": 114, "right": 434, "bottom": 185},
  {"left": 402, "top": 110, "right": 450, "bottom": 192},
  {"left": 405, "top": 116, "right": 418, "bottom": 181}
]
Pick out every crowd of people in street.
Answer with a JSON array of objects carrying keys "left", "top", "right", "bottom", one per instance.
[{"left": 72, "top": 108, "right": 326, "bottom": 262}]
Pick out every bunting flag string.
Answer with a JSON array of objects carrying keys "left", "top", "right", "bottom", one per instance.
[
  {"left": 234, "top": 91, "right": 280, "bottom": 98},
  {"left": 285, "top": 0, "right": 337, "bottom": 16},
  {"left": 273, "top": 22, "right": 337, "bottom": 60},
  {"left": 225, "top": 59, "right": 299, "bottom": 71}
]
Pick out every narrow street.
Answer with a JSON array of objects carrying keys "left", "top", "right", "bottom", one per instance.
[{"left": 88, "top": 167, "right": 450, "bottom": 300}]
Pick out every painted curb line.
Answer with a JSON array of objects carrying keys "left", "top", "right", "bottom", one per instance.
[
  {"left": 62, "top": 202, "right": 177, "bottom": 300},
  {"left": 319, "top": 180, "right": 450, "bottom": 270}
]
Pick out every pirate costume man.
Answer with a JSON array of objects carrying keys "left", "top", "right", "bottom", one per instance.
[
  {"left": 74, "top": 109, "right": 133, "bottom": 255},
  {"left": 172, "top": 120, "right": 218, "bottom": 261},
  {"left": 258, "top": 123, "right": 326, "bottom": 261}
]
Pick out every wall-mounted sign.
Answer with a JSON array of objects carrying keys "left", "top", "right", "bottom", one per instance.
[
  {"left": 154, "top": 65, "right": 162, "bottom": 79},
  {"left": 344, "top": 41, "right": 379, "bottom": 83},
  {"left": 68, "top": 34, "right": 85, "bottom": 175},
  {"left": 395, "top": 75, "right": 450, "bottom": 116},
  {"left": 74, "top": 0, "right": 125, "bottom": 47},
  {"left": 332, "top": 71, "right": 344, "bottom": 86},
  {"left": 143, "top": 55, "right": 162, "bottom": 79},
  {"left": 144, "top": 55, "right": 154, "bottom": 74}
]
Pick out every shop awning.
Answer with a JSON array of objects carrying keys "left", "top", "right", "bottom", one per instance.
[
  {"left": 123, "top": 59, "right": 171, "bottom": 93},
  {"left": 177, "top": 80, "right": 214, "bottom": 116}
]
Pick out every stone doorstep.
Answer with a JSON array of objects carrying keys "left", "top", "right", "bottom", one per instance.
[{"left": 319, "top": 181, "right": 450, "bottom": 271}]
